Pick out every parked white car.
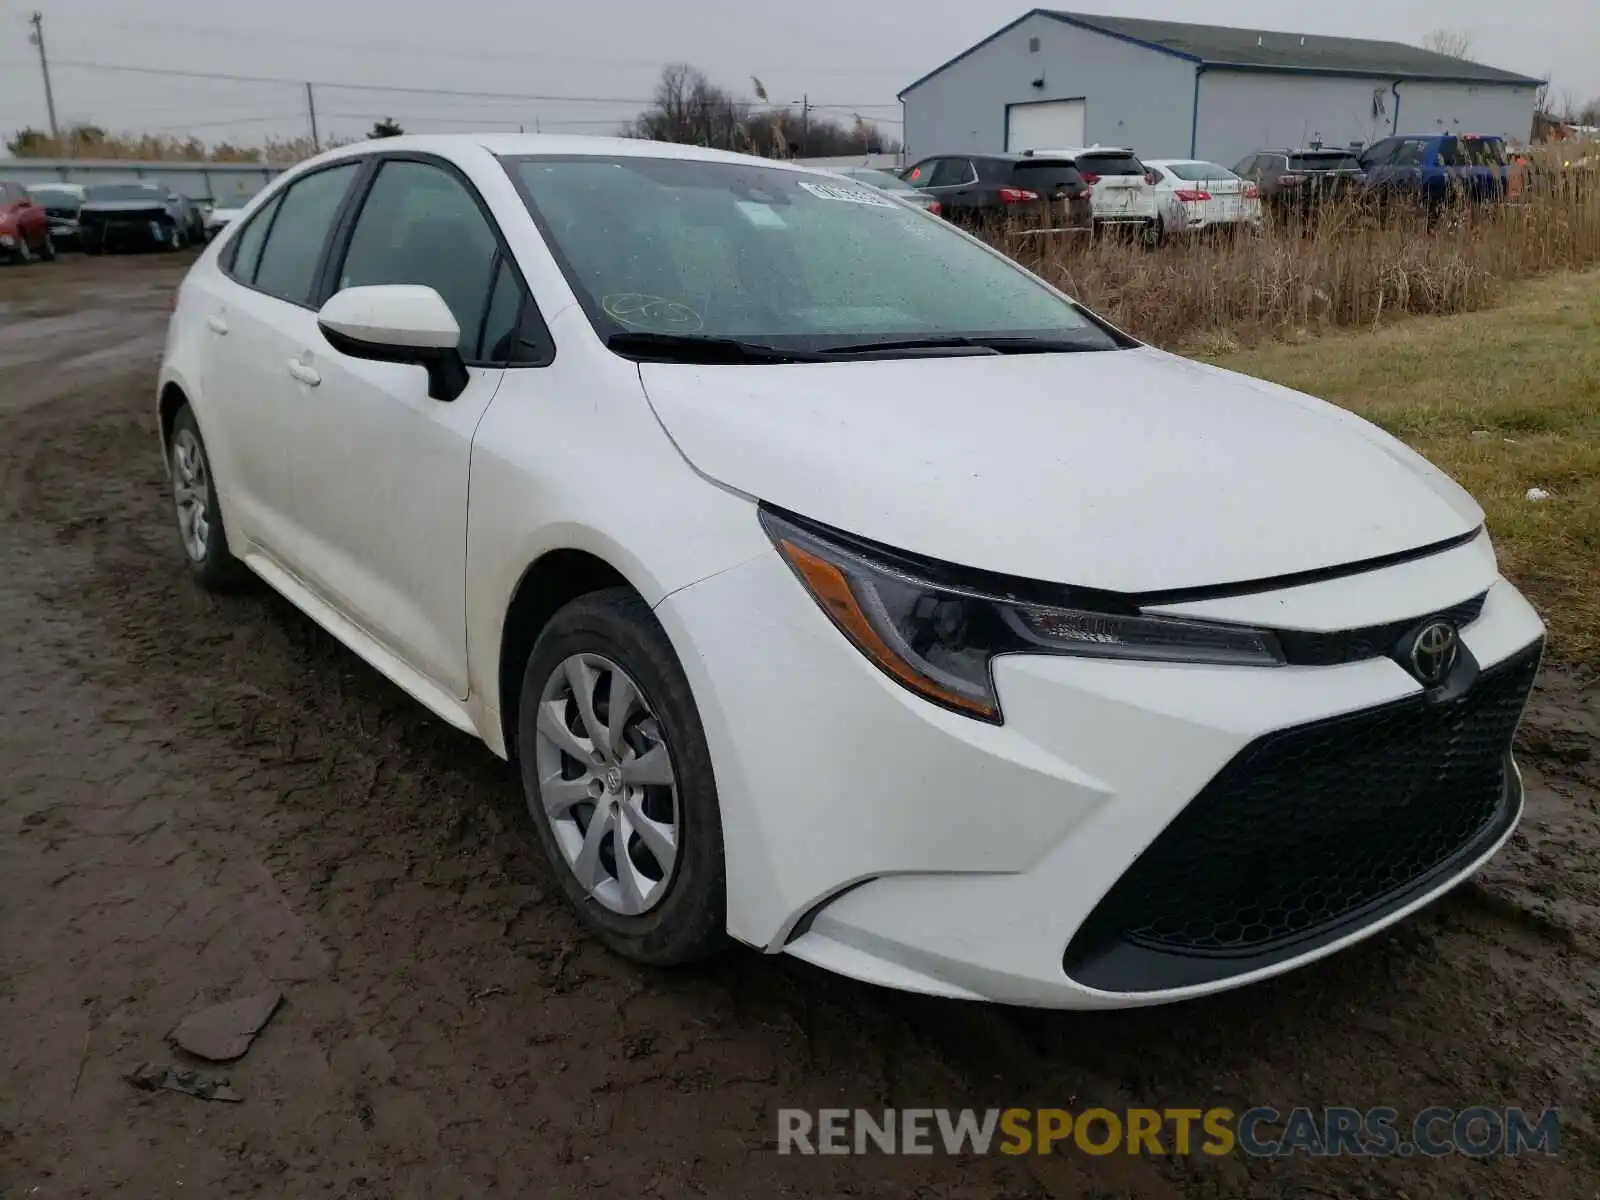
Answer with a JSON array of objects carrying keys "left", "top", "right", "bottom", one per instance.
[
  {"left": 1030, "top": 145, "right": 1161, "bottom": 239},
  {"left": 204, "top": 187, "right": 265, "bottom": 240},
  {"left": 1146, "top": 160, "right": 1263, "bottom": 235},
  {"left": 159, "top": 135, "right": 1544, "bottom": 1009}
]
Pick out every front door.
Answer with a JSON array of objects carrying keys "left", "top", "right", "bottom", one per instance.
[{"left": 274, "top": 157, "right": 521, "bottom": 698}]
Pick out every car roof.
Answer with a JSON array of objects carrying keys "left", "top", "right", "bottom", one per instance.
[
  {"left": 1144, "top": 158, "right": 1228, "bottom": 166},
  {"left": 297, "top": 132, "right": 837, "bottom": 176},
  {"left": 1026, "top": 146, "right": 1137, "bottom": 156}
]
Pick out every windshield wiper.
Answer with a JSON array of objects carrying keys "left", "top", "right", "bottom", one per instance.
[
  {"left": 815, "top": 335, "right": 1107, "bottom": 357},
  {"left": 606, "top": 331, "right": 825, "bottom": 364}
]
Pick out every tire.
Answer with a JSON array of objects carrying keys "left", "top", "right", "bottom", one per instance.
[
  {"left": 39, "top": 232, "right": 56, "bottom": 262},
  {"left": 167, "top": 406, "right": 247, "bottom": 590},
  {"left": 516, "top": 588, "right": 726, "bottom": 965}
]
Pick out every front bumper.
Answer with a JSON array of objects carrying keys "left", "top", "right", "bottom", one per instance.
[{"left": 656, "top": 531, "right": 1545, "bottom": 1008}]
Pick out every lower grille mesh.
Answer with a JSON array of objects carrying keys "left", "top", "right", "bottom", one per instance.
[{"left": 1065, "top": 640, "right": 1541, "bottom": 988}]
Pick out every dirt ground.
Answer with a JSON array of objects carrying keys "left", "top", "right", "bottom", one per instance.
[{"left": 1, "top": 253, "right": 1598, "bottom": 1199}]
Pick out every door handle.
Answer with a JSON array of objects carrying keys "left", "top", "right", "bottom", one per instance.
[
  {"left": 286, "top": 359, "right": 321, "bottom": 387},
  {"left": 206, "top": 314, "right": 228, "bottom": 335}
]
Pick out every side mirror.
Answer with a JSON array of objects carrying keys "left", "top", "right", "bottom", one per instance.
[{"left": 317, "top": 285, "right": 468, "bottom": 402}]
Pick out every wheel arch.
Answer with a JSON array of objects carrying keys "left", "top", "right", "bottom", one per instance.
[{"left": 496, "top": 547, "right": 640, "bottom": 758}]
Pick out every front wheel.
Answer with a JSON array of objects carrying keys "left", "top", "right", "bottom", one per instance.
[{"left": 516, "top": 588, "right": 726, "bottom": 965}]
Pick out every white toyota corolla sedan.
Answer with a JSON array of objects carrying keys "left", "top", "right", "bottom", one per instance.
[{"left": 158, "top": 135, "right": 1545, "bottom": 1008}]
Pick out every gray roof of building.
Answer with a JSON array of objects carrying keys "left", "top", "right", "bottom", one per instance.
[{"left": 899, "top": 9, "right": 1545, "bottom": 97}]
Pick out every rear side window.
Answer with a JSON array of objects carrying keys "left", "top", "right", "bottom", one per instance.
[
  {"left": 1289, "top": 152, "right": 1360, "bottom": 171},
  {"left": 1076, "top": 153, "right": 1144, "bottom": 176},
  {"left": 1011, "top": 160, "right": 1085, "bottom": 190},
  {"left": 928, "top": 159, "right": 975, "bottom": 187},
  {"left": 1461, "top": 138, "right": 1506, "bottom": 167},
  {"left": 903, "top": 160, "right": 936, "bottom": 186},
  {"left": 336, "top": 159, "right": 502, "bottom": 360},
  {"left": 252, "top": 163, "right": 360, "bottom": 305},
  {"left": 226, "top": 193, "right": 283, "bottom": 284}
]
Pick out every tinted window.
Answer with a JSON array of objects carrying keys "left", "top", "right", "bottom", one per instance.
[
  {"left": 1076, "top": 152, "right": 1144, "bottom": 176},
  {"left": 336, "top": 160, "right": 500, "bottom": 358},
  {"left": 252, "top": 163, "right": 359, "bottom": 305},
  {"left": 227, "top": 193, "right": 283, "bottom": 284},
  {"left": 1164, "top": 161, "right": 1236, "bottom": 182},
  {"left": 1011, "top": 160, "right": 1086, "bottom": 191},
  {"left": 1289, "top": 152, "right": 1360, "bottom": 171},
  {"left": 928, "top": 159, "right": 975, "bottom": 187},
  {"left": 508, "top": 155, "right": 1121, "bottom": 352}
]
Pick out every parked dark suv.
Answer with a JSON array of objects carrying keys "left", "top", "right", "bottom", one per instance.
[
  {"left": 1233, "top": 149, "right": 1365, "bottom": 217},
  {"left": 901, "top": 153, "right": 1092, "bottom": 232}
]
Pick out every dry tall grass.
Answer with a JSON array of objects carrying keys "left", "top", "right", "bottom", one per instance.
[{"left": 999, "top": 164, "right": 1600, "bottom": 350}]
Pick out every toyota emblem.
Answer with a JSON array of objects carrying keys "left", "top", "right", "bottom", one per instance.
[{"left": 1408, "top": 620, "right": 1459, "bottom": 685}]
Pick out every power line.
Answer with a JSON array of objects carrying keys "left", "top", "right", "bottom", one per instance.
[
  {"left": 65, "top": 15, "right": 925, "bottom": 80},
  {"left": 42, "top": 56, "right": 903, "bottom": 111}
]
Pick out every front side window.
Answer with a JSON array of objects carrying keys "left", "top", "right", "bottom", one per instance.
[
  {"left": 505, "top": 155, "right": 1123, "bottom": 353},
  {"left": 928, "top": 158, "right": 974, "bottom": 187},
  {"left": 252, "top": 163, "right": 360, "bottom": 305},
  {"left": 336, "top": 159, "right": 502, "bottom": 358}
]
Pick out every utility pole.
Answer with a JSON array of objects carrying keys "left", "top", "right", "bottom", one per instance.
[
  {"left": 28, "top": 11, "right": 60, "bottom": 141},
  {"left": 305, "top": 82, "right": 320, "bottom": 152},
  {"left": 801, "top": 94, "right": 809, "bottom": 156}
]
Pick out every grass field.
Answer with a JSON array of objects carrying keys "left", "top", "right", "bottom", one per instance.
[{"left": 1209, "top": 269, "right": 1600, "bottom": 667}]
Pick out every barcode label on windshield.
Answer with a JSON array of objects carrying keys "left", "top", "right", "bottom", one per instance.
[{"left": 797, "top": 181, "right": 896, "bottom": 208}]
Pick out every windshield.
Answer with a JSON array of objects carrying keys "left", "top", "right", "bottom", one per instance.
[
  {"left": 837, "top": 169, "right": 915, "bottom": 193},
  {"left": 1289, "top": 153, "right": 1360, "bottom": 171},
  {"left": 1164, "top": 162, "right": 1236, "bottom": 182},
  {"left": 28, "top": 185, "right": 81, "bottom": 202},
  {"left": 505, "top": 155, "right": 1122, "bottom": 353},
  {"left": 86, "top": 184, "right": 165, "bottom": 202}
]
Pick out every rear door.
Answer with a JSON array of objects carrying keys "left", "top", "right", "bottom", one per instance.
[
  {"left": 199, "top": 161, "right": 364, "bottom": 556},
  {"left": 922, "top": 158, "right": 979, "bottom": 213},
  {"left": 1459, "top": 136, "right": 1508, "bottom": 200}
]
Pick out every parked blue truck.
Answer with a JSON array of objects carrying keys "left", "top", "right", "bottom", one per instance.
[{"left": 1357, "top": 134, "right": 1510, "bottom": 205}]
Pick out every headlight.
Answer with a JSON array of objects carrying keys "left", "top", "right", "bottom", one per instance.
[{"left": 761, "top": 508, "right": 1283, "bottom": 723}]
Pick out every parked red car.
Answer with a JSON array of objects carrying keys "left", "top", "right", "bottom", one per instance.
[{"left": 0, "top": 180, "right": 57, "bottom": 263}]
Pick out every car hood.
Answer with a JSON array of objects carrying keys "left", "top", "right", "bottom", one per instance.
[{"left": 637, "top": 347, "right": 1482, "bottom": 593}]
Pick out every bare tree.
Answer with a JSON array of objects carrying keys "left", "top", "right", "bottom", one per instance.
[
  {"left": 623, "top": 64, "right": 899, "bottom": 156},
  {"left": 1422, "top": 28, "right": 1474, "bottom": 59}
]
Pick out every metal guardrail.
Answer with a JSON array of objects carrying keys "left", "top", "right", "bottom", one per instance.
[{"left": 0, "top": 158, "right": 286, "bottom": 205}]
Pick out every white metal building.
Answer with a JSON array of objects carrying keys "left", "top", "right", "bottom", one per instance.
[{"left": 899, "top": 10, "right": 1544, "bottom": 166}]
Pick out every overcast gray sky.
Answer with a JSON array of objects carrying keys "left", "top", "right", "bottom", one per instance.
[{"left": 2, "top": 0, "right": 1596, "bottom": 148}]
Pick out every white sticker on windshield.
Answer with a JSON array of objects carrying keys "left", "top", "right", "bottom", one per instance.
[
  {"left": 736, "top": 201, "right": 787, "bottom": 228},
  {"left": 796, "top": 180, "right": 896, "bottom": 208}
]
